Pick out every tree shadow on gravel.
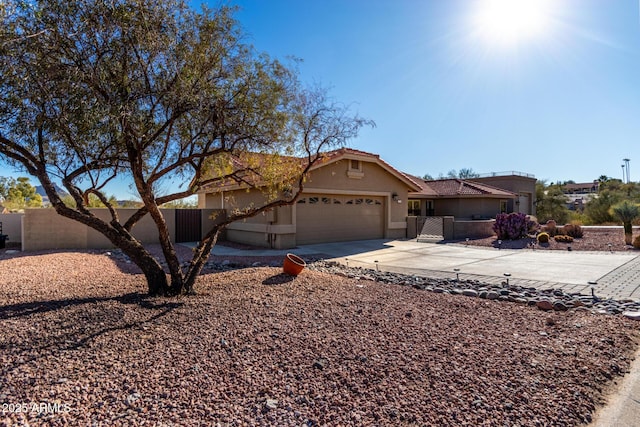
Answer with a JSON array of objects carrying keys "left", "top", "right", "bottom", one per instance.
[
  {"left": 0, "top": 292, "right": 178, "bottom": 320},
  {"left": 262, "top": 273, "right": 296, "bottom": 285},
  {"left": 0, "top": 293, "right": 182, "bottom": 377}
]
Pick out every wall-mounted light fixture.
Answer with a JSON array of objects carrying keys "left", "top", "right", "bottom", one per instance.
[{"left": 391, "top": 192, "right": 402, "bottom": 203}]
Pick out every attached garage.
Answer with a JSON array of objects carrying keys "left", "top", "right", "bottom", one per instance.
[
  {"left": 295, "top": 194, "right": 385, "bottom": 244},
  {"left": 199, "top": 148, "right": 423, "bottom": 249}
]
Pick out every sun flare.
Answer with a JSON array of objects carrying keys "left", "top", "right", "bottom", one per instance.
[{"left": 473, "top": 0, "right": 553, "bottom": 46}]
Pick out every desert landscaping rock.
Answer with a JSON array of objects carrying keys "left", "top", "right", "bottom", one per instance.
[
  {"left": 308, "top": 261, "right": 640, "bottom": 315},
  {"left": 0, "top": 245, "right": 639, "bottom": 426},
  {"left": 536, "top": 300, "right": 554, "bottom": 311},
  {"left": 624, "top": 311, "right": 640, "bottom": 321}
]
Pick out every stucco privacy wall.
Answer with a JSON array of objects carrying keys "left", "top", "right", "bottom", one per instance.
[
  {"left": 406, "top": 216, "right": 495, "bottom": 240},
  {"left": 22, "top": 208, "right": 174, "bottom": 251},
  {"left": 0, "top": 213, "right": 23, "bottom": 243},
  {"left": 12, "top": 209, "right": 225, "bottom": 251}
]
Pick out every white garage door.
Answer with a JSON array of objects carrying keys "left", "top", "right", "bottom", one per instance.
[{"left": 296, "top": 194, "right": 384, "bottom": 244}]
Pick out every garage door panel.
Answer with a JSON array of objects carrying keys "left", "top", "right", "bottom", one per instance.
[{"left": 296, "top": 194, "right": 384, "bottom": 244}]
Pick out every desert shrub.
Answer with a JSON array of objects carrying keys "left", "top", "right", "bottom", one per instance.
[
  {"left": 554, "top": 234, "right": 574, "bottom": 243},
  {"left": 493, "top": 212, "right": 536, "bottom": 240},
  {"left": 542, "top": 220, "right": 557, "bottom": 237},
  {"left": 569, "top": 211, "right": 589, "bottom": 224},
  {"left": 537, "top": 232, "right": 550, "bottom": 243},
  {"left": 563, "top": 223, "right": 584, "bottom": 238},
  {"left": 634, "top": 235, "right": 640, "bottom": 250}
]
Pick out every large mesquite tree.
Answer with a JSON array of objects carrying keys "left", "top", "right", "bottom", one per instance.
[{"left": 0, "top": 0, "right": 371, "bottom": 295}]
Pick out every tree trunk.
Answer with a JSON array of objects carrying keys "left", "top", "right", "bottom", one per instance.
[
  {"left": 142, "top": 264, "right": 170, "bottom": 296},
  {"left": 624, "top": 222, "right": 633, "bottom": 245},
  {"left": 183, "top": 229, "right": 221, "bottom": 294},
  {"left": 122, "top": 244, "right": 170, "bottom": 296}
]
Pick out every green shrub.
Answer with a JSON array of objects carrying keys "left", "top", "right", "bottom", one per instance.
[
  {"left": 554, "top": 234, "right": 574, "bottom": 243},
  {"left": 562, "top": 223, "right": 584, "bottom": 238},
  {"left": 634, "top": 235, "right": 640, "bottom": 250},
  {"left": 537, "top": 232, "right": 550, "bottom": 243}
]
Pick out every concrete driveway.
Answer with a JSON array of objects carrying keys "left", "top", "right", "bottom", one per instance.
[{"left": 209, "top": 238, "right": 640, "bottom": 300}]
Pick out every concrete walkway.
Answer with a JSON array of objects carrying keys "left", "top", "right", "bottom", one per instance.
[
  {"left": 208, "top": 238, "right": 640, "bottom": 301},
  {"left": 200, "top": 238, "right": 640, "bottom": 426}
]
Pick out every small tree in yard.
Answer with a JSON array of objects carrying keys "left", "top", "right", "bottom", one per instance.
[
  {"left": 0, "top": 0, "right": 372, "bottom": 296},
  {"left": 610, "top": 200, "right": 640, "bottom": 245}
]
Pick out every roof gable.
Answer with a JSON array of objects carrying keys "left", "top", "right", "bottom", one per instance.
[{"left": 314, "top": 148, "right": 422, "bottom": 191}]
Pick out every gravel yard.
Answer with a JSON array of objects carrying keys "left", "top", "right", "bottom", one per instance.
[{"left": 1, "top": 245, "right": 639, "bottom": 426}]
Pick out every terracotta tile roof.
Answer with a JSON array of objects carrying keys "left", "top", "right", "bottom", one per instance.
[
  {"left": 408, "top": 177, "right": 516, "bottom": 198},
  {"left": 404, "top": 174, "right": 438, "bottom": 196}
]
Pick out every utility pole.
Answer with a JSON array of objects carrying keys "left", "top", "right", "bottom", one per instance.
[{"left": 623, "top": 158, "right": 631, "bottom": 183}]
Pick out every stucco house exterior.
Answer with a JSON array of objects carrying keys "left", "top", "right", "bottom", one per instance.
[
  {"left": 198, "top": 148, "right": 536, "bottom": 248},
  {"left": 198, "top": 148, "right": 422, "bottom": 248}
]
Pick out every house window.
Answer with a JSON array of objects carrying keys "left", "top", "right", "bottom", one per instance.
[
  {"left": 347, "top": 159, "right": 364, "bottom": 179},
  {"left": 500, "top": 200, "right": 507, "bottom": 213},
  {"left": 408, "top": 200, "right": 421, "bottom": 216},
  {"left": 425, "top": 200, "right": 434, "bottom": 216}
]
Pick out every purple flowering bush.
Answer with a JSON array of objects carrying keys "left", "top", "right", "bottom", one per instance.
[{"left": 493, "top": 212, "right": 538, "bottom": 240}]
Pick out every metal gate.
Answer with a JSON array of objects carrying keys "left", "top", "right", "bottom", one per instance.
[
  {"left": 416, "top": 216, "right": 444, "bottom": 242},
  {"left": 175, "top": 209, "right": 202, "bottom": 243}
]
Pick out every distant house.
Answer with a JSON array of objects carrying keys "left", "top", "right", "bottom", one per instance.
[
  {"left": 561, "top": 181, "right": 599, "bottom": 211},
  {"left": 198, "top": 149, "right": 536, "bottom": 248},
  {"left": 563, "top": 181, "right": 599, "bottom": 194}
]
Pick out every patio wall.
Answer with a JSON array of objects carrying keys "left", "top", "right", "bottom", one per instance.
[
  {"left": 453, "top": 219, "right": 495, "bottom": 240},
  {"left": 407, "top": 216, "right": 495, "bottom": 240}
]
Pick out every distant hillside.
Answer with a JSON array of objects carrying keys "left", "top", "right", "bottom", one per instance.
[{"left": 35, "top": 184, "right": 69, "bottom": 203}]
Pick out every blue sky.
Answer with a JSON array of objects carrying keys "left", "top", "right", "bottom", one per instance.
[
  {"left": 227, "top": 0, "right": 640, "bottom": 185},
  {"left": 3, "top": 0, "right": 640, "bottom": 199}
]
